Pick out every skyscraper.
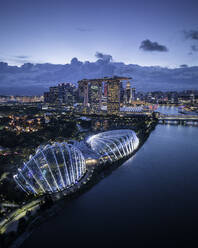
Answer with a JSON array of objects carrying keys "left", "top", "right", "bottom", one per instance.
[
  {"left": 131, "top": 88, "right": 136, "bottom": 101},
  {"left": 83, "top": 81, "right": 89, "bottom": 107},
  {"left": 125, "top": 81, "right": 131, "bottom": 104},
  {"left": 107, "top": 80, "right": 120, "bottom": 115},
  {"left": 44, "top": 86, "right": 59, "bottom": 103},
  {"left": 44, "top": 83, "right": 75, "bottom": 104},
  {"left": 78, "top": 80, "right": 86, "bottom": 103},
  {"left": 89, "top": 81, "right": 102, "bottom": 113},
  {"left": 77, "top": 77, "right": 131, "bottom": 115},
  {"left": 120, "top": 81, "right": 125, "bottom": 104}
]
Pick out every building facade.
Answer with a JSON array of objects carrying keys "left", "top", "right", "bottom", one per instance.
[
  {"left": 107, "top": 80, "right": 120, "bottom": 115},
  {"left": 89, "top": 81, "right": 102, "bottom": 113},
  {"left": 77, "top": 77, "right": 131, "bottom": 115},
  {"left": 131, "top": 88, "right": 136, "bottom": 101},
  {"left": 125, "top": 81, "right": 131, "bottom": 104},
  {"left": 44, "top": 83, "right": 75, "bottom": 104}
]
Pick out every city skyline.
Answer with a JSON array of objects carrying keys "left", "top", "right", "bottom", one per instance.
[
  {"left": 1, "top": 57, "right": 198, "bottom": 95},
  {"left": 0, "top": 0, "right": 198, "bottom": 68},
  {"left": 1, "top": 1, "right": 198, "bottom": 247}
]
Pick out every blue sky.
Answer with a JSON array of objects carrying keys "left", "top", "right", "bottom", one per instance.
[{"left": 0, "top": 0, "right": 198, "bottom": 67}]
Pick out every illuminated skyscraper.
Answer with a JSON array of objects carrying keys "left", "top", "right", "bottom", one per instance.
[
  {"left": 78, "top": 80, "right": 87, "bottom": 104},
  {"left": 190, "top": 93, "right": 195, "bottom": 103},
  {"left": 107, "top": 80, "right": 120, "bottom": 115},
  {"left": 45, "top": 86, "right": 59, "bottom": 103},
  {"left": 44, "top": 83, "right": 75, "bottom": 104},
  {"left": 77, "top": 77, "right": 131, "bottom": 114},
  {"left": 125, "top": 81, "right": 131, "bottom": 104},
  {"left": 83, "top": 81, "right": 89, "bottom": 107},
  {"left": 89, "top": 81, "right": 102, "bottom": 113}
]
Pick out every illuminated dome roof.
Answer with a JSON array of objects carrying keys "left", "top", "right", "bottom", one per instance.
[
  {"left": 13, "top": 142, "right": 86, "bottom": 195},
  {"left": 14, "top": 130, "right": 139, "bottom": 195},
  {"left": 86, "top": 129, "right": 139, "bottom": 162}
]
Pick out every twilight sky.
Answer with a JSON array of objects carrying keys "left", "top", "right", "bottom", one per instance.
[{"left": 0, "top": 0, "right": 198, "bottom": 67}]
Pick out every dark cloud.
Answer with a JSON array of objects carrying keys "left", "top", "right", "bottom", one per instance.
[
  {"left": 191, "top": 45, "right": 198, "bottom": 52},
  {"left": 95, "top": 52, "right": 113, "bottom": 62},
  {"left": 6, "top": 55, "right": 32, "bottom": 64},
  {"left": 0, "top": 53, "right": 198, "bottom": 95},
  {"left": 14, "top": 55, "right": 30, "bottom": 59},
  {"left": 139, "top": 39, "right": 168, "bottom": 52},
  {"left": 76, "top": 27, "right": 93, "bottom": 32},
  {"left": 184, "top": 30, "right": 198, "bottom": 40},
  {"left": 70, "top": 57, "right": 83, "bottom": 66},
  {"left": 2, "top": 55, "right": 43, "bottom": 65},
  {"left": 11, "top": 58, "right": 32, "bottom": 64},
  {"left": 184, "top": 30, "right": 198, "bottom": 53},
  {"left": 180, "top": 64, "right": 188, "bottom": 68}
]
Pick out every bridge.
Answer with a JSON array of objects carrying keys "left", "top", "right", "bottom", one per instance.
[{"left": 158, "top": 114, "right": 198, "bottom": 125}]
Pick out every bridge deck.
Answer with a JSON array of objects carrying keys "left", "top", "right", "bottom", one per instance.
[{"left": 159, "top": 114, "right": 198, "bottom": 121}]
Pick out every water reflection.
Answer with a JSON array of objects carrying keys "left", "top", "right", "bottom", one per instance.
[
  {"left": 156, "top": 105, "right": 179, "bottom": 115},
  {"left": 21, "top": 125, "right": 198, "bottom": 248}
]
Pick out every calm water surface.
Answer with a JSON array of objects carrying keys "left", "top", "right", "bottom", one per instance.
[
  {"left": 156, "top": 105, "right": 179, "bottom": 114},
  {"left": 21, "top": 123, "right": 198, "bottom": 247}
]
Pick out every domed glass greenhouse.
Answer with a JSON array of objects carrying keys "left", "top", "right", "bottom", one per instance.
[
  {"left": 14, "top": 129, "right": 139, "bottom": 195},
  {"left": 86, "top": 129, "right": 139, "bottom": 162},
  {"left": 13, "top": 142, "right": 86, "bottom": 195}
]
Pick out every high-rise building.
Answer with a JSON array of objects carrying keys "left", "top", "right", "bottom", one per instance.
[
  {"left": 78, "top": 80, "right": 102, "bottom": 113},
  {"left": 107, "top": 80, "right": 120, "bottom": 115},
  {"left": 131, "top": 88, "right": 136, "bottom": 101},
  {"left": 83, "top": 81, "right": 89, "bottom": 107},
  {"left": 120, "top": 81, "right": 125, "bottom": 103},
  {"left": 89, "top": 81, "right": 102, "bottom": 113},
  {"left": 125, "top": 81, "right": 131, "bottom": 104},
  {"left": 78, "top": 80, "right": 86, "bottom": 103},
  {"left": 190, "top": 93, "right": 195, "bottom": 103},
  {"left": 77, "top": 77, "right": 131, "bottom": 114},
  {"left": 77, "top": 80, "right": 89, "bottom": 106},
  {"left": 44, "top": 83, "right": 75, "bottom": 104},
  {"left": 48, "top": 86, "right": 60, "bottom": 103}
]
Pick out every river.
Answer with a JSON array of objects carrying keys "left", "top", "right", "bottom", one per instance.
[
  {"left": 21, "top": 107, "right": 198, "bottom": 247},
  {"left": 156, "top": 105, "right": 179, "bottom": 114}
]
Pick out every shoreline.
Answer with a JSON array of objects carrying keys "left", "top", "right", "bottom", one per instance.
[{"left": 1, "top": 119, "right": 158, "bottom": 248}]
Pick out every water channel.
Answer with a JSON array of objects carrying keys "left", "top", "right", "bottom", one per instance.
[{"left": 21, "top": 106, "right": 198, "bottom": 247}]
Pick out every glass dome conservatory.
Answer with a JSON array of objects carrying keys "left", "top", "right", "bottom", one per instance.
[
  {"left": 86, "top": 129, "right": 139, "bottom": 162},
  {"left": 13, "top": 142, "right": 86, "bottom": 195},
  {"left": 13, "top": 129, "right": 139, "bottom": 195}
]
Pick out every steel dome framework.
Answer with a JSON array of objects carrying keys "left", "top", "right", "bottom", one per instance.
[
  {"left": 86, "top": 129, "right": 139, "bottom": 162},
  {"left": 13, "top": 142, "right": 86, "bottom": 195}
]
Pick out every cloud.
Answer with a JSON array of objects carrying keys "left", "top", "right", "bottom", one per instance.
[
  {"left": 183, "top": 30, "right": 198, "bottom": 54},
  {"left": 180, "top": 64, "right": 188, "bottom": 68},
  {"left": 2, "top": 55, "right": 33, "bottom": 65},
  {"left": 0, "top": 55, "right": 22, "bottom": 63},
  {"left": 2, "top": 55, "right": 44, "bottom": 65},
  {"left": 76, "top": 27, "right": 93, "bottom": 32},
  {"left": 139, "top": 39, "right": 168, "bottom": 52},
  {"left": 11, "top": 58, "right": 32, "bottom": 65},
  {"left": 95, "top": 52, "right": 113, "bottom": 62},
  {"left": 70, "top": 57, "right": 83, "bottom": 66},
  {"left": 191, "top": 45, "right": 198, "bottom": 52},
  {"left": 184, "top": 29, "right": 198, "bottom": 40},
  {"left": 0, "top": 53, "right": 198, "bottom": 95},
  {"left": 14, "top": 55, "right": 30, "bottom": 59}
]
